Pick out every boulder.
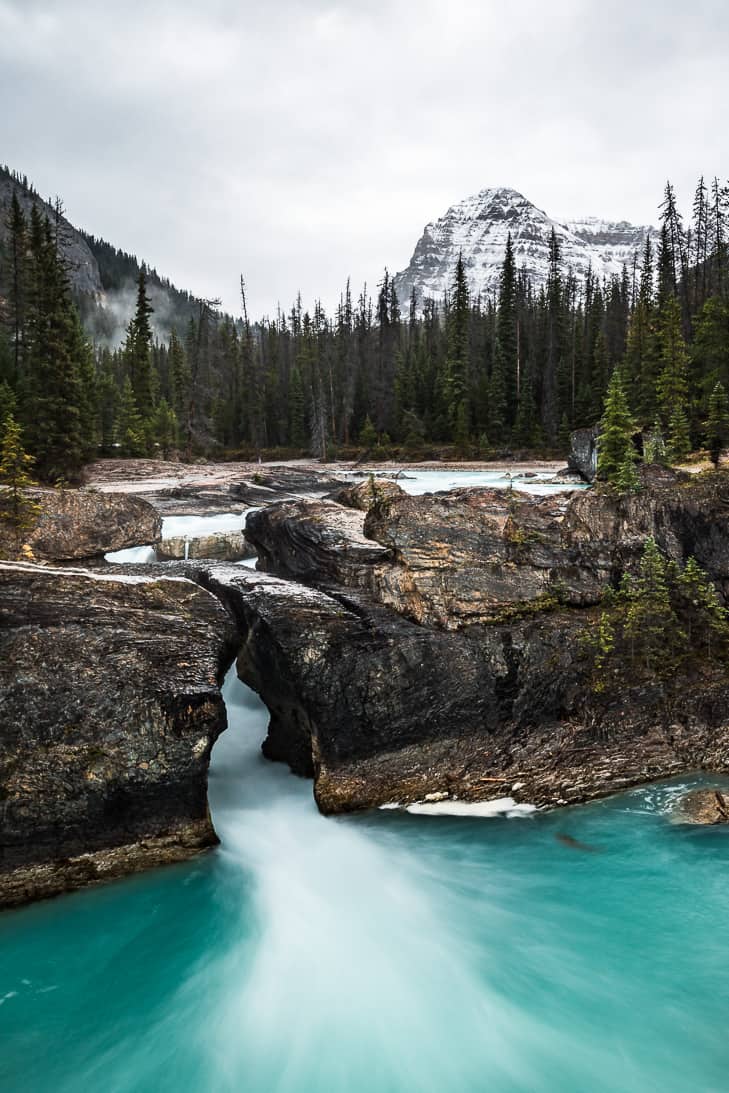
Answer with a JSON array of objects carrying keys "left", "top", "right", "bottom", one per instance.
[
  {"left": 0, "top": 561, "right": 236, "bottom": 908},
  {"left": 157, "top": 530, "right": 255, "bottom": 562},
  {"left": 332, "top": 477, "right": 405, "bottom": 511},
  {"left": 672, "top": 788, "right": 729, "bottom": 825},
  {"left": 245, "top": 499, "right": 390, "bottom": 585},
  {"left": 568, "top": 425, "right": 600, "bottom": 482},
  {"left": 0, "top": 488, "right": 161, "bottom": 561}
]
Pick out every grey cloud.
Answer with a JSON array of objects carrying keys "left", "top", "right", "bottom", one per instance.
[{"left": 1, "top": 0, "right": 727, "bottom": 317}]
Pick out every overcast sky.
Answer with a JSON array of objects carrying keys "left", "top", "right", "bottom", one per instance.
[{"left": 1, "top": 0, "right": 727, "bottom": 316}]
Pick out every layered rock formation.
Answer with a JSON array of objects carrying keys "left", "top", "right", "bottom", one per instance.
[
  {"left": 247, "top": 466, "right": 729, "bottom": 628},
  {"left": 0, "top": 562, "right": 235, "bottom": 907},
  {"left": 236, "top": 468, "right": 729, "bottom": 811},
  {"left": 5, "top": 466, "right": 729, "bottom": 907},
  {"left": 0, "top": 488, "right": 161, "bottom": 561},
  {"left": 158, "top": 530, "right": 255, "bottom": 563}
]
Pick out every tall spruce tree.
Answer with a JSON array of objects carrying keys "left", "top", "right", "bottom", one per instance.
[
  {"left": 445, "top": 254, "right": 470, "bottom": 442},
  {"left": 24, "top": 208, "right": 84, "bottom": 481},
  {"left": 125, "top": 265, "right": 155, "bottom": 415},
  {"left": 597, "top": 369, "right": 635, "bottom": 486}
]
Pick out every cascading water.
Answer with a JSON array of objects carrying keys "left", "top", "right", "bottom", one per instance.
[
  {"left": 2, "top": 660, "right": 729, "bottom": 1092},
  {"left": 5, "top": 477, "right": 728, "bottom": 1091}
]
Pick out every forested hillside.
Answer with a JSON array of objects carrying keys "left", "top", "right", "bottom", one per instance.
[{"left": 1, "top": 170, "right": 728, "bottom": 482}]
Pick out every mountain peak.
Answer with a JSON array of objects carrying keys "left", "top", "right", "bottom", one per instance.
[{"left": 395, "top": 187, "right": 653, "bottom": 304}]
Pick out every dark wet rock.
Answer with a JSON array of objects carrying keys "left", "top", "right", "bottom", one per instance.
[
  {"left": 195, "top": 565, "right": 729, "bottom": 815},
  {"left": 245, "top": 499, "right": 390, "bottom": 586},
  {"left": 672, "top": 788, "right": 729, "bottom": 825},
  {"left": 0, "top": 561, "right": 236, "bottom": 908},
  {"left": 0, "top": 489, "right": 161, "bottom": 562},
  {"left": 568, "top": 425, "right": 600, "bottom": 482}
]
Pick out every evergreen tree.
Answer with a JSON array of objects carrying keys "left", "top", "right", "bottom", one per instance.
[
  {"left": 444, "top": 254, "right": 470, "bottom": 440},
  {"left": 24, "top": 208, "right": 84, "bottom": 481},
  {"left": 359, "top": 415, "right": 378, "bottom": 448},
  {"left": 494, "top": 233, "right": 518, "bottom": 425},
  {"left": 288, "top": 366, "right": 307, "bottom": 448},
  {"left": 152, "top": 398, "right": 178, "bottom": 458},
  {"left": 124, "top": 265, "right": 155, "bottom": 414},
  {"left": 615, "top": 450, "right": 640, "bottom": 493},
  {"left": 705, "top": 380, "right": 729, "bottom": 466},
  {"left": 624, "top": 538, "right": 682, "bottom": 672},
  {"left": 115, "top": 377, "right": 146, "bottom": 456},
  {"left": 597, "top": 370, "right": 634, "bottom": 485},
  {"left": 0, "top": 412, "right": 39, "bottom": 553},
  {"left": 675, "top": 556, "right": 729, "bottom": 656}
]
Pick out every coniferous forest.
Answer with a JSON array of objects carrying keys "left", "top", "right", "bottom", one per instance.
[{"left": 1, "top": 171, "right": 729, "bottom": 482}]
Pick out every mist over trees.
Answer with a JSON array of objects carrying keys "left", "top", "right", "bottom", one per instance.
[{"left": 0, "top": 171, "right": 728, "bottom": 481}]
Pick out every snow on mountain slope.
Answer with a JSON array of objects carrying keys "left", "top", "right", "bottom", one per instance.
[{"left": 393, "top": 187, "right": 653, "bottom": 306}]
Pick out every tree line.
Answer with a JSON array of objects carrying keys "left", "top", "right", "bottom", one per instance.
[{"left": 1, "top": 175, "right": 729, "bottom": 482}]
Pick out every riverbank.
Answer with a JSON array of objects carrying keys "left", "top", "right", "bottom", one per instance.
[{"left": 84, "top": 456, "right": 570, "bottom": 495}]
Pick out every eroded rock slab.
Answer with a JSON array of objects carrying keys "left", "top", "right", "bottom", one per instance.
[
  {"left": 247, "top": 467, "right": 729, "bottom": 629},
  {"left": 0, "top": 489, "right": 161, "bottom": 562},
  {"left": 158, "top": 530, "right": 255, "bottom": 562},
  {"left": 0, "top": 561, "right": 235, "bottom": 907},
  {"left": 193, "top": 565, "right": 729, "bottom": 816}
]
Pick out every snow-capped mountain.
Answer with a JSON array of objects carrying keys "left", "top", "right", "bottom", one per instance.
[{"left": 393, "top": 187, "right": 653, "bottom": 305}]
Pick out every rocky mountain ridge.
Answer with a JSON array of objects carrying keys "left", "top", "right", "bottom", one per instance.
[{"left": 394, "top": 186, "right": 654, "bottom": 306}]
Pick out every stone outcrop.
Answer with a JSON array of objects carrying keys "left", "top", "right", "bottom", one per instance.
[
  {"left": 672, "top": 788, "right": 729, "bottom": 825},
  {"left": 0, "top": 561, "right": 235, "bottom": 908},
  {"left": 0, "top": 489, "right": 161, "bottom": 562},
  {"left": 157, "top": 531, "right": 255, "bottom": 563},
  {"left": 246, "top": 466, "right": 729, "bottom": 629},
  {"left": 568, "top": 425, "right": 599, "bottom": 482},
  {"left": 7, "top": 466, "right": 729, "bottom": 908},
  {"left": 85, "top": 460, "right": 345, "bottom": 516},
  {"left": 235, "top": 469, "right": 729, "bottom": 811},
  {"left": 331, "top": 477, "right": 406, "bottom": 511},
  {"left": 197, "top": 565, "right": 729, "bottom": 816},
  {"left": 246, "top": 499, "right": 390, "bottom": 586}
]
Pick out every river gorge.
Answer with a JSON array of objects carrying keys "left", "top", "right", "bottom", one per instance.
[{"left": 2, "top": 463, "right": 729, "bottom": 1091}]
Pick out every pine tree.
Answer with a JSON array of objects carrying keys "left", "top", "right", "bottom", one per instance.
[
  {"left": 24, "top": 208, "right": 84, "bottom": 482},
  {"left": 0, "top": 412, "right": 40, "bottom": 554},
  {"left": 152, "top": 398, "right": 178, "bottom": 458},
  {"left": 666, "top": 404, "right": 691, "bottom": 463},
  {"left": 168, "top": 330, "right": 191, "bottom": 421},
  {"left": 359, "top": 415, "right": 378, "bottom": 448},
  {"left": 495, "top": 233, "right": 518, "bottom": 424},
  {"left": 4, "top": 191, "right": 27, "bottom": 387},
  {"left": 445, "top": 254, "right": 470, "bottom": 441},
  {"left": 125, "top": 265, "right": 155, "bottom": 414},
  {"left": 615, "top": 451, "right": 640, "bottom": 493},
  {"left": 597, "top": 370, "right": 634, "bottom": 485},
  {"left": 0, "top": 381, "right": 17, "bottom": 425},
  {"left": 705, "top": 380, "right": 729, "bottom": 466},
  {"left": 625, "top": 538, "right": 682, "bottom": 672},
  {"left": 288, "top": 366, "right": 307, "bottom": 448},
  {"left": 656, "top": 297, "right": 690, "bottom": 420},
  {"left": 115, "top": 377, "right": 146, "bottom": 456},
  {"left": 675, "top": 556, "right": 729, "bottom": 657}
]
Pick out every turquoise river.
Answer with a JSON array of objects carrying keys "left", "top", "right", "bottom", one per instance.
[{"left": 2, "top": 665, "right": 729, "bottom": 1092}]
